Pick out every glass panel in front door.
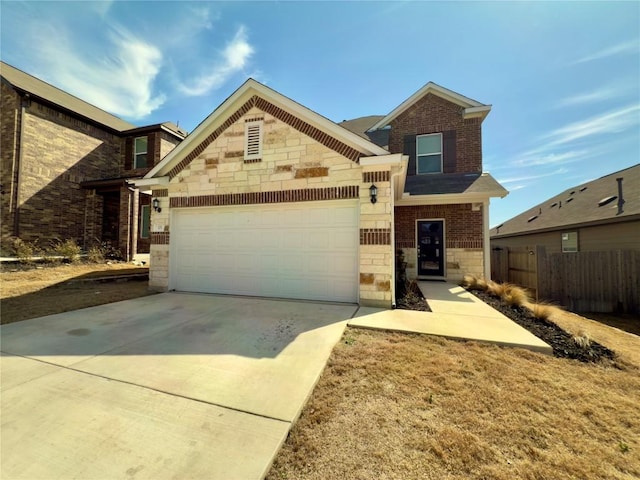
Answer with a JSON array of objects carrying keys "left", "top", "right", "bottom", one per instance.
[{"left": 417, "top": 221, "right": 444, "bottom": 276}]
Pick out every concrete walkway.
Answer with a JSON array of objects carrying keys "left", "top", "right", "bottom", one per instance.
[
  {"left": 1, "top": 294, "right": 356, "bottom": 480},
  {"left": 350, "top": 281, "right": 552, "bottom": 354}
]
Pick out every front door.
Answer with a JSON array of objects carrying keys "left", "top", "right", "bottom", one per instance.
[{"left": 417, "top": 220, "right": 444, "bottom": 277}]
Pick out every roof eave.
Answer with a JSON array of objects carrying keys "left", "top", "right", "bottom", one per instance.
[
  {"left": 491, "top": 213, "right": 640, "bottom": 239},
  {"left": 396, "top": 190, "right": 505, "bottom": 206},
  {"left": 367, "top": 81, "right": 490, "bottom": 131}
]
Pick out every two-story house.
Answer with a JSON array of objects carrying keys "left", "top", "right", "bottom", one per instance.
[
  {"left": 0, "top": 61, "right": 187, "bottom": 259},
  {"left": 136, "top": 79, "right": 507, "bottom": 307}
]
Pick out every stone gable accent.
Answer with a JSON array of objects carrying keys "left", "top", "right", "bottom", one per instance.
[{"left": 166, "top": 95, "right": 364, "bottom": 179}]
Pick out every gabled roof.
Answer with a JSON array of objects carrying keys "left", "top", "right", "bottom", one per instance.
[
  {"left": 123, "top": 122, "right": 188, "bottom": 140},
  {"left": 146, "top": 78, "right": 389, "bottom": 179},
  {"left": 368, "top": 81, "right": 491, "bottom": 131},
  {"left": 339, "top": 116, "right": 389, "bottom": 148},
  {"left": 1, "top": 61, "right": 135, "bottom": 133},
  {"left": 491, "top": 164, "right": 640, "bottom": 238}
]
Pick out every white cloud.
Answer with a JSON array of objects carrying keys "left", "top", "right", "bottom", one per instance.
[
  {"left": 511, "top": 149, "right": 588, "bottom": 167},
  {"left": 497, "top": 168, "right": 568, "bottom": 185},
  {"left": 32, "top": 22, "right": 166, "bottom": 119},
  {"left": 178, "top": 26, "right": 254, "bottom": 96},
  {"left": 544, "top": 104, "right": 640, "bottom": 147},
  {"left": 572, "top": 39, "right": 639, "bottom": 64},
  {"left": 556, "top": 79, "right": 638, "bottom": 108}
]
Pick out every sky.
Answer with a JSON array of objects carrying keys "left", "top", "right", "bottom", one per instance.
[{"left": 1, "top": 1, "right": 638, "bottom": 227}]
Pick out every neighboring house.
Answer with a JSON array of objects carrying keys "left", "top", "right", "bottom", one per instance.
[
  {"left": 490, "top": 165, "right": 639, "bottom": 313},
  {"left": 137, "top": 79, "right": 507, "bottom": 307},
  {"left": 490, "top": 164, "right": 640, "bottom": 253},
  {"left": 0, "top": 62, "right": 187, "bottom": 259}
]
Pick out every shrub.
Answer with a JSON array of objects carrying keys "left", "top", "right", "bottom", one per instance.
[
  {"left": 461, "top": 274, "right": 478, "bottom": 289},
  {"left": 527, "top": 302, "right": 563, "bottom": 321},
  {"left": 87, "top": 245, "right": 105, "bottom": 263},
  {"left": 501, "top": 284, "right": 530, "bottom": 307},
  {"left": 54, "top": 239, "right": 81, "bottom": 263},
  {"left": 486, "top": 280, "right": 509, "bottom": 298},
  {"left": 13, "top": 238, "right": 39, "bottom": 264},
  {"left": 572, "top": 332, "right": 591, "bottom": 349}
]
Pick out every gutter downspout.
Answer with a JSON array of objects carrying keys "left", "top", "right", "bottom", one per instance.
[
  {"left": 483, "top": 199, "right": 491, "bottom": 280},
  {"left": 390, "top": 165, "right": 405, "bottom": 308},
  {"left": 13, "top": 96, "right": 28, "bottom": 237}
]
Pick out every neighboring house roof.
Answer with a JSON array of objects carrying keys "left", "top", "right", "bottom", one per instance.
[
  {"left": 491, "top": 164, "right": 640, "bottom": 238},
  {"left": 146, "top": 78, "right": 389, "bottom": 180},
  {"left": 1, "top": 61, "right": 136, "bottom": 133},
  {"left": 368, "top": 81, "right": 492, "bottom": 131},
  {"left": 405, "top": 173, "right": 507, "bottom": 196}
]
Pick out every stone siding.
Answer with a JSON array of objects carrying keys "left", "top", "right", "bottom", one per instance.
[{"left": 150, "top": 105, "right": 396, "bottom": 307}]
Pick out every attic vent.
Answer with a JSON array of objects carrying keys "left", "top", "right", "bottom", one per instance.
[
  {"left": 570, "top": 190, "right": 576, "bottom": 195},
  {"left": 244, "top": 120, "right": 263, "bottom": 161},
  {"left": 598, "top": 195, "right": 617, "bottom": 207},
  {"left": 566, "top": 197, "right": 574, "bottom": 203},
  {"left": 527, "top": 215, "right": 538, "bottom": 223},
  {"left": 550, "top": 202, "right": 558, "bottom": 208},
  {"left": 580, "top": 186, "right": 587, "bottom": 192}
]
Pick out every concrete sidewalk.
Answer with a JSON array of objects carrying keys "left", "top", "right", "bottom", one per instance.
[{"left": 350, "top": 281, "right": 552, "bottom": 354}]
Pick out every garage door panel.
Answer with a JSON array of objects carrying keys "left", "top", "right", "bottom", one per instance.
[{"left": 172, "top": 202, "right": 358, "bottom": 302}]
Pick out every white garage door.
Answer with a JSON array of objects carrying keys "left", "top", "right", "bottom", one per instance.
[{"left": 171, "top": 201, "right": 359, "bottom": 303}]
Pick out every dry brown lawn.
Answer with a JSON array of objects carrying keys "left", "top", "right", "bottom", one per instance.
[
  {"left": 268, "top": 312, "right": 640, "bottom": 480},
  {"left": 1, "top": 263, "right": 154, "bottom": 324}
]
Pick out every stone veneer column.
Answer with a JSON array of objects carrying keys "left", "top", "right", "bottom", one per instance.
[{"left": 358, "top": 156, "right": 405, "bottom": 308}]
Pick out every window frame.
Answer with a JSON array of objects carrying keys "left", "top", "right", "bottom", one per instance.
[
  {"left": 561, "top": 231, "right": 579, "bottom": 253},
  {"left": 140, "top": 204, "right": 151, "bottom": 239},
  {"left": 244, "top": 120, "right": 263, "bottom": 161},
  {"left": 416, "top": 133, "right": 443, "bottom": 174},
  {"left": 134, "top": 136, "right": 148, "bottom": 169}
]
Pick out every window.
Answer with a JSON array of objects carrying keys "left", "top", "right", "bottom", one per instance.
[
  {"left": 140, "top": 205, "right": 151, "bottom": 239},
  {"left": 134, "top": 137, "right": 148, "bottom": 169},
  {"left": 562, "top": 231, "right": 578, "bottom": 253},
  {"left": 244, "top": 120, "right": 263, "bottom": 161},
  {"left": 416, "top": 133, "right": 442, "bottom": 174}
]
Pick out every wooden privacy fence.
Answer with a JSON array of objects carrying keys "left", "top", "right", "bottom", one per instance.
[{"left": 491, "top": 246, "right": 639, "bottom": 314}]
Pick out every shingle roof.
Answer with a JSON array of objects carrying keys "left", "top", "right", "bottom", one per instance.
[
  {"left": 1, "top": 61, "right": 135, "bottom": 132},
  {"left": 491, "top": 164, "right": 640, "bottom": 237},
  {"left": 338, "top": 115, "right": 389, "bottom": 148},
  {"left": 405, "top": 172, "right": 508, "bottom": 196}
]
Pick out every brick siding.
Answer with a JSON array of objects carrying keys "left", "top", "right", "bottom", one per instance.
[
  {"left": 395, "top": 204, "right": 483, "bottom": 249},
  {"left": 1, "top": 94, "right": 121, "bottom": 246},
  {"left": 388, "top": 93, "right": 482, "bottom": 173},
  {"left": 170, "top": 185, "right": 359, "bottom": 208}
]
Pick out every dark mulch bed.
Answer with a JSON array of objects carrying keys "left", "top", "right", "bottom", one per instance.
[
  {"left": 396, "top": 281, "right": 432, "bottom": 312},
  {"left": 469, "top": 288, "right": 616, "bottom": 364}
]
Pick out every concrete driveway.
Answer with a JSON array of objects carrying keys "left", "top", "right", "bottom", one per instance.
[{"left": 1, "top": 293, "right": 356, "bottom": 480}]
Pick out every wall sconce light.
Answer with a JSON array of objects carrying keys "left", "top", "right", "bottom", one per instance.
[
  {"left": 369, "top": 184, "right": 378, "bottom": 204},
  {"left": 152, "top": 198, "right": 162, "bottom": 213}
]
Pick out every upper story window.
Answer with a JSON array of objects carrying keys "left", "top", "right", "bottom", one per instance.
[
  {"left": 416, "top": 133, "right": 442, "bottom": 174},
  {"left": 134, "top": 136, "right": 148, "bottom": 169},
  {"left": 244, "top": 120, "right": 263, "bottom": 162}
]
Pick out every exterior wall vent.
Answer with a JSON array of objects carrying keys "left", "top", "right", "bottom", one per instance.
[
  {"left": 566, "top": 197, "right": 574, "bottom": 203},
  {"left": 527, "top": 215, "right": 538, "bottom": 223},
  {"left": 580, "top": 186, "right": 587, "bottom": 192},
  {"left": 550, "top": 202, "right": 558, "bottom": 208}
]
